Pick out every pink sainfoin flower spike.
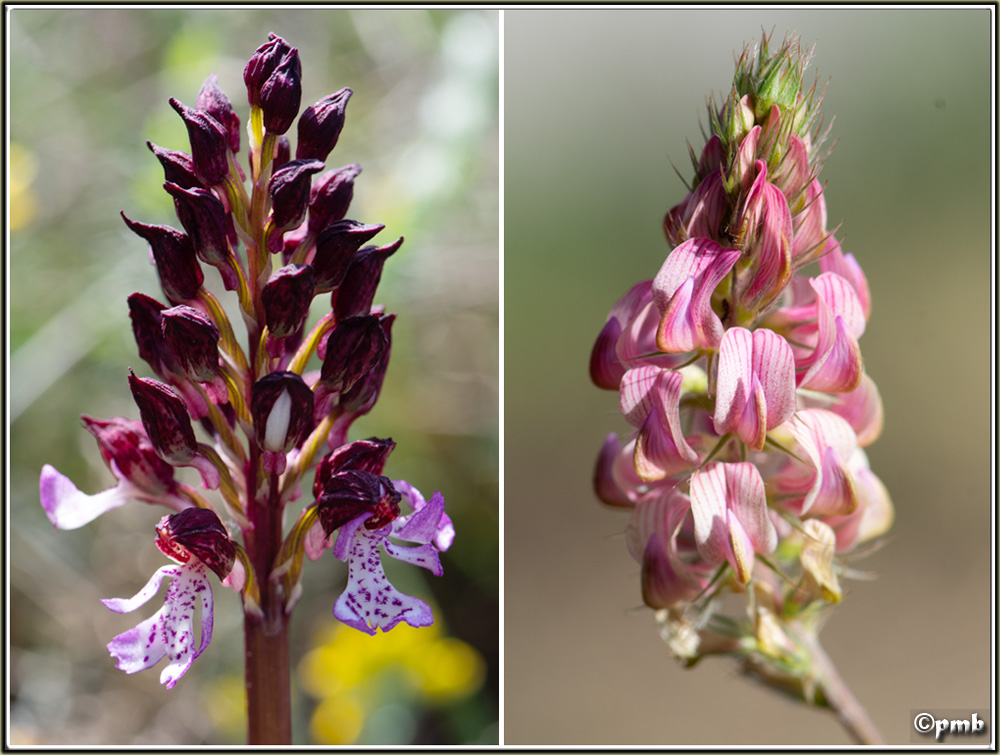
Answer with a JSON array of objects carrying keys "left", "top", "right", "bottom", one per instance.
[
  {"left": 589, "top": 32, "right": 891, "bottom": 743},
  {"left": 38, "top": 33, "right": 452, "bottom": 733}
]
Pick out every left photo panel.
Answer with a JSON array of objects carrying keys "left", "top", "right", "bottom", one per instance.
[{"left": 8, "top": 7, "right": 498, "bottom": 746}]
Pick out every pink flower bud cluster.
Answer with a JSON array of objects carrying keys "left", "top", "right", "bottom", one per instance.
[{"left": 590, "top": 34, "right": 891, "bottom": 660}]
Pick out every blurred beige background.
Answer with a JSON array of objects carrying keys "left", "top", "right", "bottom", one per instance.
[
  {"left": 9, "top": 8, "right": 498, "bottom": 745},
  {"left": 504, "top": 8, "right": 991, "bottom": 746}
]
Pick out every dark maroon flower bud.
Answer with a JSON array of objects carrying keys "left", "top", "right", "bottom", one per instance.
[
  {"left": 250, "top": 371, "right": 315, "bottom": 454},
  {"left": 313, "top": 437, "right": 395, "bottom": 498},
  {"left": 128, "top": 292, "right": 180, "bottom": 379},
  {"left": 340, "top": 314, "right": 394, "bottom": 415},
  {"left": 262, "top": 264, "right": 314, "bottom": 338},
  {"left": 169, "top": 98, "right": 229, "bottom": 186},
  {"left": 296, "top": 87, "right": 352, "bottom": 162},
  {"left": 259, "top": 47, "right": 302, "bottom": 136},
  {"left": 333, "top": 236, "right": 403, "bottom": 320},
  {"left": 273, "top": 135, "right": 291, "bottom": 173},
  {"left": 121, "top": 212, "right": 204, "bottom": 304},
  {"left": 161, "top": 305, "right": 220, "bottom": 382},
  {"left": 197, "top": 73, "right": 241, "bottom": 154},
  {"left": 308, "top": 165, "right": 361, "bottom": 234},
  {"left": 319, "top": 315, "right": 387, "bottom": 393},
  {"left": 244, "top": 33, "right": 293, "bottom": 108},
  {"left": 128, "top": 371, "right": 199, "bottom": 464},
  {"left": 147, "top": 141, "right": 203, "bottom": 190},
  {"left": 155, "top": 507, "right": 235, "bottom": 580},
  {"left": 315, "top": 469, "right": 400, "bottom": 536},
  {"left": 312, "top": 220, "right": 384, "bottom": 294},
  {"left": 163, "top": 182, "right": 229, "bottom": 268},
  {"left": 268, "top": 158, "right": 325, "bottom": 230},
  {"left": 82, "top": 416, "right": 178, "bottom": 494}
]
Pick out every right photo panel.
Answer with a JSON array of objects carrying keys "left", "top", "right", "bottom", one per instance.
[{"left": 504, "top": 7, "right": 993, "bottom": 747}]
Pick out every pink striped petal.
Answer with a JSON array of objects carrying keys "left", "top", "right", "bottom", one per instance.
[
  {"left": 714, "top": 328, "right": 796, "bottom": 449},
  {"left": 797, "top": 273, "right": 865, "bottom": 392},
  {"left": 652, "top": 239, "right": 740, "bottom": 353},
  {"left": 590, "top": 280, "right": 652, "bottom": 390},
  {"left": 593, "top": 434, "right": 636, "bottom": 508},
  {"left": 788, "top": 409, "right": 859, "bottom": 516},
  {"left": 690, "top": 462, "right": 775, "bottom": 583},
  {"left": 792, "top": 179, "right": 828, "bottom": 264},
  {"left": 819, "top": 236, "right": 871, "bottom": 319}
]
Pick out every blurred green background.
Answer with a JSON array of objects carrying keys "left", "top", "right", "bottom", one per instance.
[
  {"left": 505, "top": 8, "right": 991, "bottom": 746},
  {"left": 9, "top": 8, "right": 497, "bottom": 746}
]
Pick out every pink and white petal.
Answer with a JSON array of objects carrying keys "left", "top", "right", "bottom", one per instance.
[
  {"left": 102, "top": 565, "right": 176, "bottom": 614},
  {"left": 641, "top": 532, "right": 700, "bottom": 607},
  {"left": 40, "top": 464, "right": 133, "bottom": 530},
  {"left": 813, "top": 272, "right": 866, "bottom": 339},
  {"left": 332, "top": 513, "right": 372, "bottom": 562},
  {"left": 620, "top": 366, "right": 662, "bottom": 427},
  {"left": 791, "top": 179, "right": 827, "bottom": 263},
  {"left": 590, "top": 316, "right": 626, "bottom": 390},
  {"left": 689, "top": 463, "right": 731, "bottom": 567},
  {"left": 752, "top": 328, "right": 797, "bottom": 429},
  {"left": 394, "top": 490, "right": 445, "bottom": 544},
  {"left": 852, "top": 465, "right": 893, "bottom": 545},
  {"left": 634, "top": 405, "right": 695, "bottom": 482},
  {"left": 722, "top": 462, "right": 776, "bottom": 556},
  {"left": 798, "top": 315, "right": 863, "bottom": 392},
  {"left": 828, "top": 372, "right": 884, "bottom": 446},
  {"left": 656, "top": 276, "right": 699, "bottom": 353},
  {"left": 726, "top": 515, "right": 757, "bottom": 583},
  {"left": 733, "top": 374, "right": 768, "bottom": 450},
  {"left": 334, "top": 527, "right": 434, "bottom": 635},
  {"left": 714, "top": 327, "right": 754, "bottom": 436},
  {"left": 106, "top": 611, "right": 168, "bottom": 676},
  {"left": 304, "top": 518, "right": 334, "bottom": 561},
  {"left": 807, "top": 445, "right": 859, "bottom": 517},
  {"left": 778, "top": 135, "right": 811, "bottom": 202}
]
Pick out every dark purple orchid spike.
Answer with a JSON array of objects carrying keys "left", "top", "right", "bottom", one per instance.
[
  {"left": 128, "top": 292, "right": 179, "bottom": 379},
  {"left": 128, "top": 371, "right": 199, "bottom": 465},
  {"left": 169, "top": 98, "right": 230, "bottom": 186},
  {"left": 163, "top": 182, "right": 230, "bottom": 269},
  {"left": 121, "top": 212, "right": 204, "bottom": 304},
  {"left": 297, "top": 88, "right": 352, "bottom": 162},
  {"left": 155, "top": 507, "right": 236, "bottom": 580},
  {"left": 339, "top": 313, "right": 394, "bottom": 416},
  {"left": 197, "top": 74, "right": 241, "bottom": 155},
  {"left": 308, "top": 165, "right": 361, "bottom": 234}
]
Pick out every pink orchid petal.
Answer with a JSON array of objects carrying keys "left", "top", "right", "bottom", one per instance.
[
  {"left": 102, "top": 563, "right": 213, "bottom": 689},
  {"left": 39, "top": 464, "right": 132, "bottom": 530},
  {"left": 394, "top": 490, "right": 445, "bottom": 544},
  {"left": 382, "top": 540, "right": 442, "bottom": 576},
  {"left": 394, "top": 485, "right": 453, "bottom": 551},
  {"left": 304, "top": 518, "right": 334, "bottom": 561}
]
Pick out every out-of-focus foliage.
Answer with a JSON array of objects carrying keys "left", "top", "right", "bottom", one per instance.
[{"left": 9, "top": 8, "right": 498, "bottom": 745}]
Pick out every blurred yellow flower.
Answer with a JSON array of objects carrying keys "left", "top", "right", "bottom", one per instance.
[
  {"left": 10, "top": 142, "right": 38, "bottom": 230},
  {"left": 300, "top": 618, "right": 485, "bottom": 744}
]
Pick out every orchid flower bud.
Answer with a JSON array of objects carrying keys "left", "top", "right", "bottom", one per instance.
[
  {"left": 332, "top": 237, "right": 403, "bottom": 320},
  {"left": 339, "top": 313, "right": 394, "bottom": 416},
  {"left": 146, "top": 141, "right": 203, "bottom": 190},
  {"left": 82, "top": 416, "right": 178, "bottom": 495},
  {"left": 250, "top": 372, "right": 315, "bottom": 474},
  {"left": 169, "top": 98, "right": 230, "bottom": 186},
  {"left": 244, "top": 33, "right": 293, "bottom": 108},
  {"left": 319, "top": 315, "right": 387, "bottom": 393},
  {"left": 163, "top": 182, "right": 230, "bottom": 270},
  {"left": 308, "top": 165, "right": 361, "bottom": 234},
  {"left": 197, "top": 73, "right": 241, "bottom": 154},
  {"left": 312, "top": 220, "right": 384, "bottom": 294},
  {"left": 128, "top": 371, "right": 199, "bottom": 465},
  {"left": 161, "top": 305, "right": 221, "bottom": 383},
  {"left": 259, "top": 48, "right": 302, "bottom": 136},
  {"left": 155, "top": 507, "right": 236, "bottom": 581},
  {"left": 128, "top": 292, "right": 180, "bottom": 380},
  {"left": 273, "top": 135, "right": 291, "bottom": 173},
  {"left": 121, "top": 213, "right": 203, "bottom": 304},
  {"left": 296, "top": 88, "right": 352, "bottom": 162},
  {"left": 262, "top": 263, "right": 314, "bottom": 338},
  {"left": 268, "top": 158, "right": 325, "bottom": 230}
]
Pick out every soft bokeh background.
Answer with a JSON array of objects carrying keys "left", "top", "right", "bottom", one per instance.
[
  {"left": 505, "top": 8, "right": 992, "bottom": 746},
  {"left": 9, "top": 8, "right": 498, "bottom": 746}
]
